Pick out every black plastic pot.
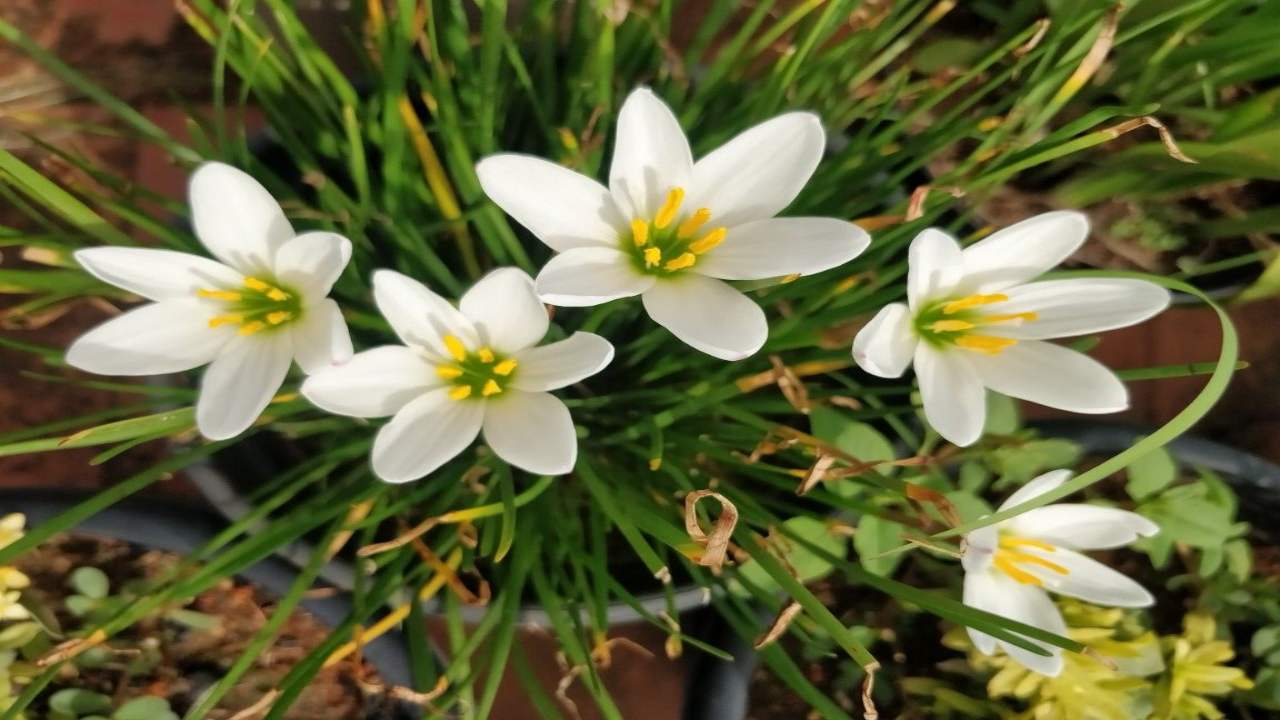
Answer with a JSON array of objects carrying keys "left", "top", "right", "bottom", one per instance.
[
  {"left": 1031, "top": 419, "right": 1280, "bottom": 529},
  {"left": 0, "top": 490, "right": 417, "bottom": 696}
]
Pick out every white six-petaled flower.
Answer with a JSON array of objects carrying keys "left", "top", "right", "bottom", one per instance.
[
  {"left": 475, "top": 87, "right": 870, "bottom": 361},
  {"left": 962, "top": 469, "right": 1159, "bottom": 676},
  {"left": 301, "top": 268, "right": 613, "bottom": 483},
  {"left": 852, "top": 211, "right": 1171, "bottom": 446},
  {"left": 66, "top": 162, "right": 354, "bottom": 440}
]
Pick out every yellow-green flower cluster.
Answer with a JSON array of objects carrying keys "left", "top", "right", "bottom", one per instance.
[
  {"left": 1153, "top": 613, "right": 1254, "bottom": 720},
  {"left": 0, "top": 515, "right": 29, "bottom": 623}
]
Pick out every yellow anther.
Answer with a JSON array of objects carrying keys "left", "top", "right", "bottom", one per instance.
[
  {"left": 654, "top": 187, "right": 685, "bottom": 229},
  {"left": 688, "top": 227, "right": 726, "bottom": 255},
  {"left": 481, "top": 379, "right": 503, "bottom": 397},
  {"left": 676, "top": 208, "right": 711, "bottom": 239},
  {"left": 442, "top": 335, "right": 467, "bottom": 362},
  {"left": 449, "top": 385, "right": 473, "bottom": 401},
  {"left": 954, "top": 335, "right": 1017, "bottom": 355},
  {"left": 266, "top": 288, "right": 290, "bottom": 302},
  {"left": 1000, "top": 536, "right": 1057, "bottom": 553},
  {"left": 942, "top": 293, "right": 1008, "bottom": 315},
  {"left": 928, "top": 319, "right": 975, "bottom": 333},
  {"left": 238, "top": 321, "right": 267, "bottom": 336},
  {"left": 631, "top": 219, "right": 650, "bottom": 247},
  {"left": 979, "top": 312, "right": 1039, "bottom": 325},
  {"left": 266, "top": 311, "right": 293, "bottom": 325},
  {"left": 664, "top": 252, "right": 697, "bottom": 271},
  {"left": 477, "top": 348, "right": 495, "bottom": 363},
  {"left": 436, "top": 365, "right": 463, "bottom": 380},
  {"left": 208, "top": 313, "right": 243, "bottom": 329},
  {"left": 993, "top": 556, "right": 1043, "bottom": 586},
  {"left": 493, "top": 359, "right": 518, "bottom": 376},
  {"left": 243, "top": 276, "right": 271, "bottom": 292},
  {"left": 197, "top": 289, "right": 243, "bottom": 302},
  {"left": 643, "top": 247, "right": 662, "bottom": 268}
]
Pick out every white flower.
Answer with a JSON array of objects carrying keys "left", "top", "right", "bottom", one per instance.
[
  {"left": 301, "top": 268, "right": 613, "bottom": 483},
  {"left": 475, "top": 87, "right": 870, "bottom": 361},
  {"left": 962, "top": 469, "right": 1159, "bottom": 676},
  {"left": 851, "top": 211, "right": 1170, "bottom": 446},
  {"left": 66, "top": 162, "right": 354, "bottom": 440}
]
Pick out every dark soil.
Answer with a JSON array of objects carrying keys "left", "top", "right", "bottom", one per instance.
[{"left": 13, "top": 532, "right": 401, "bottom": 720}]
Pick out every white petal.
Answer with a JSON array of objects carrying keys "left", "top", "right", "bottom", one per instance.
[
  {"left": 476, "top": 154, "right": 624, "bottom": 252},
  {"left": 272, "top": 232, "right": 352, "bottom": 299},
  {"left": 914, "top": 344, "right": 985, "bottom": 447},
  {"left": 852, "top": 303, "right": 917, "bottom": 379},
  {"left": 371, "top": 389, "right": 484, "bottom": 484},
  {"left": 961, "top": 523, "right": 999, "bottom": 574},
  {"left": 535, "top": 247, "right": 655, "bottom": 307},
  {"left": 511, "top": 332, "right": 614, "bottom": 392},
  {"left": 695, "top": 217, "right": 870, "bottom": 281},
  {"left": 372, "top": 270, "right": 478, "bottom": 360},
  {"left": 963, "top": 570, "right": 1001, "bottom": 655},
  {"left": 301, "top": 345, "right": 435, "bottom": 418},
  {"left": 74, "top": 247, "right": 242, "bottom": 302},
  {"left": 987, "top": 279, "right": 1171, "bottom": 340},
  {"left": 961, "top": 211, "right": 1088, "bottom": 294},
  {"left": 196, "top": 332, "right": 293, "bottom": 440},
  {"left": 189, "top": 162, "right": 294, "bottom": 275},
  {"left": 686, "top": 112, "right": 825, "bottom": 228},
  {"left": 972, "top": 340, "right": 1127, "bottom": 414},
  {"left": 609, "top": 87, "right": 693, "bottom": 220},
  {"left": 1005, "top": 505, "right": 1160, "bottom": 550},
  {"left": 482, "top": 391, "right": 577, "bottom": 475},
  {"left": 641, "top": 275, "right": 767, "bottom": 361},
  {"left": 1021, "top": 547, "right": 1155, "bottom": 607},
  {"left": 291, "top": 299, "right": 354, "bottom": 374},
  {"left": 998, "top": 469, "right": 1074, "bottom": 512},
  {"left": 459, "top": 268, "right": 548, "bottom": 353},
  {"left": 907, "top": 228, "right": 964, "bottom": 310},
  {"left": 65, "top": 299, "right": 231, "bottom": 376}
]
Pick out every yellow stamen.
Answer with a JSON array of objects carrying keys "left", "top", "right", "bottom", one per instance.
[
  {"left": 197, "top": 289, "right": 242, "bottom": 302},
  {"left": 266, "top": 311, "right": 293, "bottom": 325},
  {"left": 979, "top": 311, "right": 1039, "bottom": 325},
  {"left": 477, "top": 348, "right": 495, "bottom": 363},
  {"left": 238, "top": 321, "right": 267, "bottom": 336},
  {"left": 436, "top": 365, "right": 463, "bottom": 380},
  {"left": 688, "top": 227, "right": 727, "bottom": 255},
  {"left": 942, "top": 293, "right": 1008, "bottom": 315},
  {"left": 654, "top": 187, "right": 685, "bottom": 229},
  {"left": 1000, "top": 549, "right": 1069, "bottom": 576},
  {"left": 643, "top": 247, "right": 662, "bottom": 268},
  {"left": 954, "top": 335, "right": 1017, "bottom": 355},
  {"left": 928, "top": 319, "right": 975, "bottom": 333},
  {"left": 1000, "top": 536, "right": 1057, "bottom": 552},
  {"left": 993, "top": 556, "right": 1044, "bottom": 586},
  {"left": 449, "top": 385, "right": 473, "bottom": 401},
  {"left": 676, "top": 208, "right": 711, "bottom": 239},
  {"left": 266, "top": 288, "right": 290, "bottom": 302},
  {"left": 631, "top": 219, "right": 650, "bottom": 247},
  {"left": 243, "top": 276, "right": 272, "bottom": 292},
  {"left": 493, "top": 359, "right": 518, "bottom": 376},
  {"left": 664, "top": 252, "right": 697, "bottom": 271},
  {"left": 442, "top": 335, "right": 467, "bottom": 362},
  {"left": 481, "top": 379, "right": 502, "bottom": 397},
  {"left": 208, "top": 313, "right": 243, "bottom": 328}
]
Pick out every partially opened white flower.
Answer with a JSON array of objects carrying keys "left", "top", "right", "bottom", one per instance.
[
  {"left": 302, "top": 268, "right": 613, "bottom": 483},
  {"left": 67, "top": 162, "right": 353, "bottom": 441},
  {"left": 852, "top": 211, "right": 1170, "bottom": 446},
  {"left": 962, "top": 469, "right": 1159, "bottom": 676},
  {"left": 475, "top": 87, "right": 870, "bottom": 361}
]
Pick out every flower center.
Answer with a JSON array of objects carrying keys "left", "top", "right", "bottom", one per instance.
[
  {"left": 914, "top": 293, "right": 1037, "bottom": 355},
  {"left": 197, "top": 276, "right": 302, "bottom": 336},
  {"left": 435, "top": 335, "right": 518, "bottom": 401},
  {"left": 992, "top": 535, "right": 1069, "bottom": 586},
  {"left": 623, "top": 186, "right": 727, "bottom": 277}
]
